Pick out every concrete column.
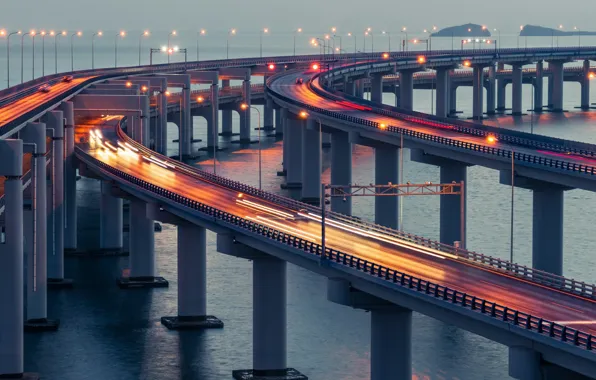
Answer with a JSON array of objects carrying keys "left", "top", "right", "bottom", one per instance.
[
  {"left": 253, "top": 256, "right": 287, "bottom": 374},
  {"left": 274, "top": 108, "right": 283, "bottom": 136},
  {"left": 239, "top": 79, "right": 252, "bottom": 143},
  {"left": 472, "top": 66, "right": 484, "bottom": 120},
  {"left": 207, "top": 84, "right": 219, "bottom": 149},
  {"left": 157, "top": 91, "right": 168, "bottom": 155},
  {"left": 394, "top": 85, "right": 401, "bottom": 108},
  {"left": 0, "top": 140, "right": 24, "bottom": 377},
  {"left": 440, "top": 162, "right": 467, "bottom": 247},
  {"left": 355, "top": 79, "right": 364, "bottom": 98},
  {"left": 550, "top": 61, "right": 565, "bottom": 112},
  {"left": 511, "top": 64, "right": 523, "bottom": 116},
  {"left": 509, "top": 346, "right": 542, "bottom": 380},
  {"left": 370, "top": 74, "right": 383, "bottom": 103},
  {"left": 264, "top": 97, "right": 274, "bottom": 131},
  {"left": 100, "top": 181, "right": 123, "bottom": 250},
  {"left": 129, "top": 199, "right": 154, "bottom": 278},
  {"left": 449, "top": 84, "right": 458, "bottom": 116},
  {"left": 399, "top": 70, "right": 414, "bottom": 110},
  {"left": 534, "top": 61, "right": 544, "bottom": 112},
  {"left": 59, "top": 101, "right": 76, "bottom": 250},
  {"left": 221, "top": 80, "right": 233, "bottom": 136},
  {"left": 45, "top": 111, "right": 66, "bottom": 283},
  {"left": 280, "top": 108, "right": 288, "bottom": 176},
  {"left": 371, "top": 308, "right": 412, "bottom": 380},
  {"left": 301, "top": 120, "right": 321, "bottom": 203},
  {"left": 435, "top": 68, "right": 449, "bottom": 118},
  {"left": 180, "top": 86, "right": 192, "bottom": 158},
  {"left": 330, "top": 131, "right": 352, "bottom": 215},
  {"left": 547, "top": 73, "right": 554, "bottom": 108},
  {"left": 282, "top": 117, "right": 302, "bottom": 189},
  {"left": 581, "top": 60, "right": 591, "bottom": 110},
  {"left": 533, "top": 187, "right": 563, "bottom": 275},
  {"left": 486, "top": 64, "right": 496, "bottom": 115},
  {"left": 374, "top": 147, "right": 399, "bottom": 229},
  {"left": 21, "top": 122, "right": 49, "bottom": 326},
  {"left": 344, "top": 79, "right": 356, "bottom": 96},
  {"left": 496, "top": 63, "right": 506, "bottom": 111}
]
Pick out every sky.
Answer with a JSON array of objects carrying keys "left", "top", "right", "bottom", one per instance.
[{"left": 2, "top": 0, "right": 596, "bottom": 36}]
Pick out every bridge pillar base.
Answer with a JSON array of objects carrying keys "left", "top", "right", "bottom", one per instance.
[
  {"left": 23, "top": 318, "right": 60, "bottom": 332},
  {"left": 232, "top": 369, "right": 308, "bottom": 380}
]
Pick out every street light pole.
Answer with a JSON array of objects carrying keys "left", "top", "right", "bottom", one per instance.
[
  {"left": 54, "top": 31, "right": 65, "bottom": 74},
  {"left": 139, "top": 30, "right": 149, "bottom": 66},
  {"left": 70, "top": 31, "right": 81, "bottom": 72},
  {"left": 92, "top": 31, "right": 102, "bottom": 70},
  {"left": 115, "top": 31, "right": 125, "bottom": 68},
  {"left": 197, "top": 29, "right": 206, "bottom": 61},
  {"left": 227, "top": 29, "right": 236, "bottom": 59},
  {"left": 4, "top": 31, "right": 21, "bottom": 87},
  {"left": 31, "top": 31, "right": 37, "bottom": 79},
  {"left": 241, "top": 104, "right": 262, "bottom": 189},
  {"left": 167, "top": 30, "right": 176, "bottom": 64},
  {"left": 293, "top": 28, "right": 302, "bottom": 56},
  {"left": 21, "top": 31, "right": 31, "bottom": 84},
  {"left": 41, "top": 31, "right": 48, "bottom": 77},
  {"left": 382, "top": 31, "right": 390, "bottom": 52}
]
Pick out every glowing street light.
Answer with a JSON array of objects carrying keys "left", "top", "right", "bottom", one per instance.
[
  {"left": 92, "top": 31, "right": 102, "bottom": 69},
  {"left": 240, "top": 103, "right": 263, "bottom": 190},
  {"left": 2, "top": 30, "right": 21, "bottom": 87},
  {"left": 40, "top": 31, "right": 51, "bottom": 76},
  {"left": 54, "top": 31, "right": 66, "bottom": 74},
  {"left": 115, "top": 31, "right": 125, "bottom": 67},
  {"left": 20, "top": 30, "right": 33, "bottom": 83},
  {"left": 293, "top": 27, "right": 302, "bottom": 56},
  {"left": 70, "top": 31, "right": 82, "bottom": 72},
  {"left": 197, "top": 29, "right": 206, "bottom": 61},
  {"left": 167, "top": 30, "right": 177, "bottom": 63},
  {"left": 401, "top": 27, "right": 408, "bottom": 51},
  {"left": 382, "top": 30, "right": 391, "bottom": 52},
  {"left": 260, "top": 27, "right": 269, "bottom": 57},
  {"left": 138, "top": 30, "right": 149, "bottom": 66},
  {"left": 226, "top": 28, "right": 236, "bottom": 59},
  {"left": 347, "top": 32, "right": 357, "bottom": 55}
]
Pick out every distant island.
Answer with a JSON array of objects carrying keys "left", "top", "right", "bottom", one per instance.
[
  {"left": 520, "top": 24, "right": 596, "bottom": 36},
  {"left": 431, "top": 23, "right": 491, "bottom": 37}
]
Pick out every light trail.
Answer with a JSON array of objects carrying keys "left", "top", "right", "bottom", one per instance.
[
  {"left": 236, "top": 199, "right": 295, "bottom": 219},
  {"left": 246, "top": 215, "right": 321, "bottom": 241}
]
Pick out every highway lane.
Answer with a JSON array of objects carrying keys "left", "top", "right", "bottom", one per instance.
[
  {"left": 272, "top": 71, "right": 596, "bottom": 170},
  {"left": 76, "top": 117, "right": 596, "bottom": 338}
]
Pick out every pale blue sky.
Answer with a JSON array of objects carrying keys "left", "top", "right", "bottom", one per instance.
[{"left": 1, "top": 0, "right": 594, "bottom": 36}]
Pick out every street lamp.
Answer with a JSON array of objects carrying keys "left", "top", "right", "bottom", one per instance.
[
  {"left": 347, "top": 32, "right": 357, "bottom": 55},
  {"left": 138, "top": 30, "right": 149, "bottom": 66},
  {"left": 41, "top": 31, "right": 53, "bottom": 76},
  {"left": 366, "top": 27, "right": 373, "bottom": 52},
  {"left": 70, "top": 31, "right": 82, "bottom": 72},
  {"left": 54, "top": 31, "right": 66, "bottom": 74},
  {"left": 92, "top": 31, "right": 102, "bottom": 69},
  {"left": 21, "top": 30, "right": 32, "bottom": 84},
  {"left": 115, "top": 30, "right": 125, "bottom": 67},
  {"left": 382, "top": 30, "right": 391, "bottom": 52},
  {"left": 240, "top": 103, "right": 262, "bottom": 190},
  {"left": 293, "top": 28, "right": 302, "bottom": 56},
  {"left": 401, "top": 27, "right": 408, "bottom": 51},
  {"left": 2, "top": 30, "right": 21, "bottom": 87},
  {"left": 31, "top": 31, "right": 38, "bottom": 79},
  {"left": 226, "top": 28, "right": 236, "bottom": 59},
  {"left": 574, "top": 26, "right": 581, "bottom": 48},
  {"left": 260, "top": 27, "right": 269, "bottom": 58},
  {"left": 197, "top": 29, "right": 206, "bottom": 60},
  {"left": 167, "top": 30, "right": 176, "bottom": 63}
]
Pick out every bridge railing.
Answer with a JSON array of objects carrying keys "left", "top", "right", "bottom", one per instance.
[{"left": 75, "top": 141, "right": 596, "bottom": 353}]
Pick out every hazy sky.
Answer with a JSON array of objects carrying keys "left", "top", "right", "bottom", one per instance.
[{"left": 2, "top": 0, "right": 595, "bottom": 36}]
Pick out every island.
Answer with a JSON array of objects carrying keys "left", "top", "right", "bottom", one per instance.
[
  {"left": 430, "top": 23, "right": 491, "bottom": 37},
  {"left": 520, "top": 24, "right": 596, "bottom": 36}
]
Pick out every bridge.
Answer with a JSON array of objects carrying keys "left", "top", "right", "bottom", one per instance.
[{"left": 0, "top": 47, "right": 595, "bottom": 380}]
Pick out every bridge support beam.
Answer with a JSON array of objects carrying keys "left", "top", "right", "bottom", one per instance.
[
  {"left": 355, "top": 79, "right": 364, "bottom": 98},
  {"left": 580, "top": 59, "right": 591, "bottom": 110},
  {"left": 161, "top": 223, "right": 223, "bottom": 330},
  {"left": 232, "top": 254, "right": 307, "bottom": 380},
  {"left": 449, "top": 84, "right": 458, "bottom": 116},
  {"left": 264, "top": 97, "right": 274, "bottom": 131},
  {"left": 344, "top": 79, "right": 356, "bottom": 96},
  {"left": 533, "top": 61, "right": 544, "bottom": 112},
  {"left": 0, "top": 140, "right": 37, "bottom": 378},
  {"left": 207, "top": 84, "right": 220, "bottom": 149},
  {"left": 238, "top": 79, "right": 253, "bottom": 143},
  {"left": 394, "top": 85, "right": 401, "bottom": 108},
  {"left": 549, "top": 61, "right": 565, "bottom": 112},
  {"left": 399, "top": 70, "right": 414, "bottom": 111},
  {"left": 327, "top": 278, "right": 412, "bottom": 380},
  {"left": 21, "top": 122, "right": 59, "bottom": 332},
  {"left": 301, "top": 119, "right": 321, "bottom": 204},
  {"left": 370, "top": 74, "right": 383, "bottom": 103},
  {"left": 509, "top": 346, "right": 541, "bottom": 380},
  {"left": 221, "top": 80, "right": 235, "bottom": 136},
  {"left": 496, "top": 63, "right": 506, "bottom": 112},
  {"left": 374, "top": 147, "right": 399, "bottom": 229},
  {"left": 330, "top": 131, "right": 352, "bottom": 215},
  {"left": 60, "top": 101, "right": 77, "bottom": 251},
  {"left": 486, "top": 64, "right": 496, "bottom": 115},
  {"left": 472, "top": 65, "right": 485, "bottom": 120},
  {"left": 511, "top": 64, "right": 524, "bottom": 116},
  {"left": 435, "top": 68, "right": 449, "bottom": 118},
  {"left": 118, "top": 199, "right": 167, "bottom": 288},
  {"left": 281, "top": 115, "right": 302, "bottom": 189},
  {"left": 100, "top": 181, "right": 123, "bottom": 251},
  {"left": 44, "top": 111, "right": 70, "bottom": 287},
  {"left": 274, "top": 108, "right": 283, "bottom": 137}
]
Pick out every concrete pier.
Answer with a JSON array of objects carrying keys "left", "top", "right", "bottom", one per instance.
[
  {"left": 472, "top": 66, "right": 484, "bottom": 120},
  {"left": 44, "top": 111, "right": 68, "bottom": 286},
  {"left": 370, "top": 74, "right": 383, "bottom": 103},
  {"left": 281, "top": 116, "right": 302, "bottom": 189},
  {"left": 496, "top": 63, "right": 506, "bottom": 112},
  {"left": 533, "top": 187, "right": 564, "bottom": 275},
  {"left": 264, "top": 97, "right": 274, "bottom": 131},
  {"left": 440, "top": 162, "right": 467, "bottom": 247},
  {"left": 161, "top": 223, "right": 223, "bottom": 330},
  {"left": 274, "top": 108, "right": 283, "bottom": 137},
  {"left": 301, "top": 119, "right": 321, "bottom": 204},
  {"left": 118, "top": 199, "right": 167, "bottom": 288},
  {"left": 239, "top": 79, "right": 252, "bottom": 143},
  {"left": 509, "top": 346, "right": 541, "bottom": 380},
  {"left": 371, "top": 308, "right": 412, "bottom": 380},
  {"left": 449, "top": 84, "right": 458, "bottom": 116},
  {"left": 59, "top": 101, "right": 77, "bottom": 250},
  {"left": 549, "top": 61, "right": 565, "bottom": 112},
  {"left": 355, "top": 79, "right": 364, "bottom": 98},
  {"left": 435, "top": 68, "right": 449, "bottom": 118},
  {"left": 533, "top": 61, "right": 544, "bottom": 112},
  {"left": 511, "top": 64, "right": 523, "bottom": 116},
  {"left": 221, "top": 79, "right": 234, "bottom": 136},
  {"left": 581, "top": 60, "right": 591, "bottom": 110},
  {"left": 399, "top": 70, "right": 414, "bottom": 110},
  {"left": 330, "top": 131, "right": 352, "bottom": 215},
  {"left": 344, "top": 79, "right": 356, "bottom": 96},
  {"left": 100, "top": 181, "right": 123, "bottom": 250},
  {"left": 394, "top": 85, "right": 401, "bottom": 108},
  {"left": 374, "top": 147, "right": 399, "bottom": 229},
  {"left": 486, "top": 64, "right": 496, "bottom": 115},
  {"left": 207, "top": 84, "right": 220, "bottom": 149}
]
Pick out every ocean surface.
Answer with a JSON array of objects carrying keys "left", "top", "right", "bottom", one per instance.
[{"left": 6, "top": 33, "right": 595, "bottom": 379}]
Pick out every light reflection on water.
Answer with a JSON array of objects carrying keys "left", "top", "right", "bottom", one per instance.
[{"left": 24, "top": 55, "right": 596, "bottom": 380}]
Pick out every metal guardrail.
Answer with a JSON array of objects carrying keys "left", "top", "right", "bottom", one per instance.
[{"left": 75, "top": 137, "right": 596, "bottom": 353}]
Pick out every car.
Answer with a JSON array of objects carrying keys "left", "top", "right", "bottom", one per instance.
[
  {"left": 62, "top": 75, "right": 74, "bottom": 83},
  {"left": 295, "top": 77, "right": 304, "bottom": 85},
  {"left": 38, "top": 84, "right": 51, "bottom": 93}
]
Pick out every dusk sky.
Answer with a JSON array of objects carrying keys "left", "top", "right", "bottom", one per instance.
[{"left": 2, "top": 0, "right": 595, "bottom": 35}]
